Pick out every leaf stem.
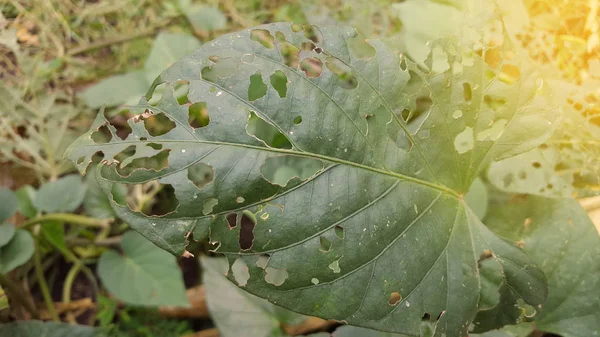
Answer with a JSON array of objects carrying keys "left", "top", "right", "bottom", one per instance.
[
  {"left": 62, "top": 262, "right": 83, "bottom": 323},
  {"left": 22, "top": 213, "right": 112, "bottom": 229},
  {"left": 0, "top": 274, "right": 40, "bottom": 319},
  {"left": 34, "top": 235, "right": 59, "bottom": 322}
]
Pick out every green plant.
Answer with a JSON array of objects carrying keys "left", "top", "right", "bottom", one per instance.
[{"left": 64, "top": 16, "right": 600, "bottom": 336}]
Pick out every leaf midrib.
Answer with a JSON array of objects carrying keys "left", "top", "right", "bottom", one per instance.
[{"left": 84, "top": 138, "right": 460, "bottom": 198}]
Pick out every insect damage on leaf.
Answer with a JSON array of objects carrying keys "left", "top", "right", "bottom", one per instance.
[{"left": 66, "top": 21, "right": 554, "bottom": 337}]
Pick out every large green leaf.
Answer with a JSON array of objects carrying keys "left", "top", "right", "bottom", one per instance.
[
  {"left": 0, "top": 187, "right": 18, "bottom": 223},
  {"left": 0, "top": 224, "right": 15, "bottom": 248},
  {"left": 66, "top": 23, "right": 553, "bottom": 336},
  {"left": 0, "top": 229, "right": 34, "bottom": 274},
  {"left": 0, "top": 321, "right": 103, "bottom": 337},
  {"left": 97, "top": 231, "right": 188, "bottom": 307},
  {"left": 33, "top": 174, "right": 87, "bottom": 213},
  {"left": 202, "top": 256, "right": 306, "bottom": 337},
  {"left": 484, "top": 195, "right": 600, "bottom": 337}
]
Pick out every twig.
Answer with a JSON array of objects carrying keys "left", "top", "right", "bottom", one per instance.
[
  {"left": 0, "top": 274, "right": 40, "bottom": 319},
  {"left": 66, "top": 19, "right": 173, "bottom": 56}
]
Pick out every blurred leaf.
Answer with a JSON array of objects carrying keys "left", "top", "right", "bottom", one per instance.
[
  {"left": 202, "top": 257, "right": 306, "bottom": 337},
  {"left": 0, "top": 187, "right": 18, "bottom": 223},
  {"left": 78, "top": 71, "right": 148, "bottom": 109},
  {"left": 0, "top": 229, "right": 34, "bottom": 274},
  {"left": 0, "top": 224, "right": 15, "bottom": 248},
  {"left": 0, "top": 321, "right": 103, "bottom": 337},
  {"left": 41, "top": 220, "right": 67, "bottom": 254},
  {"left": 183, "top": 5, "right": 227, "bottom": 32},
  {"left": 465, "top": 177, "right": 488, "bottom": 219},
  {"left": 143, "top": 32, "right": 201, "bottom": 81},
  {"left": 98, "top": 231, "right": 188, "bottom": 307},
  {"left": 487, "top": 148, "right": 573, "bottom": 198},
  {"left": 95, "top": 295, "right": 117, "bottom": 328},
  {"left": 33, "top": 174, "right": 87, "bottom": 213},
  {"left": 84, "top": 167, "right": 126, "bottom": 219},
  {"left": 483, "top": 195, "right": 600, "bottom": 336},
  {"left": 15, "top": 185, "right": 37, "bottom": 218}
]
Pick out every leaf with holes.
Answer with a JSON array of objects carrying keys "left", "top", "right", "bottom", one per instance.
[
  {"left": 483, "top": 194, "right": 600, "bottom": 337},
  {"left": 66, "top": 23, "right": 555, "bottom": 336}
]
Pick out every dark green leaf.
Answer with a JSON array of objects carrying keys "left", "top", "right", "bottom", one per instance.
[
  {"left": 0, "top": 229, "right": 34, "bottom": 274},
  {"left": 0, "top": 321, "right": 103, "bottom": 337},
  {"left": 202, "top": 257, "right": 305, "bottom": 337},
  {"left": 97, "top": 231, "right": 188, "bottom": 306},
  {"left": 15, "top": 185, "right": 37, "bottom": 218},
  {"left": 41, "top": 220, "right": 67, "bottom": 254},
  {"left": 33, "top": 174, "right": 87, "bottom": 213},
  {"left": 0, "top": 187, "right": 18, "bottom": 223},
  {"left": 84, "top": 166, "right": 127, "bottom": 219},
  {"left": 66, "top": 23, "right": 553, "bottom": 336},
  {"left": 483, "top": 195, "right": 600, "bottom": 337}
]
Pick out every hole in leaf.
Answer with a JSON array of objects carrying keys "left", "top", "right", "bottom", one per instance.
[
  {"left": 346, "top": 35, "right": 376, "bottom": 60},
  {"left": 281, "top": 44, "right": 300, "bottom": 69},
  {"left": 146, "top": 143, "right": 163, "bottom": 150},
  {"left": 547, "top": 183, "right": 553, "bottom": 189},
  {"left": 532, "top": 162, "right": 541, "bottom": 168},
  {"left": 256, "top": 254, "right": 270, "bottom": 269},
  {"left": 293, "top": 116, "right": 302, "bottom": 124},
  {"left": 300, "top": 58, "right": 323, "bottom": 78},
  {"left": 328, "top": 259, "right": 341, "bottom": 273},
  {"left": 389, "top": 292, "right": 402, "bottom": 306},
  {"left": 236, "top": 196, "right": 245, "bottom": 204},
  {"left": 91, "top": 124, "right": 110, "bottom": 144},
  {"left": 319, "top": 236, "right": 331, "bottom": 252},
  {"left": 188, "top": 162, "right": 214, "bottom": 189},
  {"left": 116, "top": 149, "right": 170, "bottom": 177},
  {"left": 301, "top": 41, "right": 317, "bottom": 52},
  {"left": 484, "top": 95, "right": 507, "bottom": 110},
  {"left": 270, "top": 70, "right": 288, "bottom": 98},
  {"left": 246, "top": 111, "right": 292, "bottom": 149},
  {"left": 311, "top": 278, "right": 319, "bottom": 285},
  {"left": 250, "top": 29, "right": 275, "bottom": 49},
  {"left": 260, "top": 155, "right": 323, "bottom": 186},
  {"left": 143, "top": 113, "right": 176, "bottom": 137},
  {"left": 303, "top": 25, "right": 322, "bottom": 44},
  {"left": 226, "top": 213, "right": 238, "bottom": 229},
  {"left": 239, "top": 211, "right": 256, "bottom": 250},
  {"left": 265, "top": 267, "right": 288, "bottom": 286},
  {"left": 334, "top": 225, "right": 344, "bottom": 239},
  {"left": 326, "top": 57, "right": 357, "bottom": 89},
  {"left": 201, "top": 56, "right": 238, "bottom": 82},
  {"left": 188, "top": 102, "right": 210, "bottom": 128},
  {"left": 291, "top": 23, "right": 303, "bottom": 32},
  {"left": 499, "top": 64, "right": 521, "bottom": 84},
  {"left": 232, "top": 258, "right": 250, "bottom": 287},
  {"left": 137, "top": 183, "right": 178, "bottom": 216},
  {"left": 248, "top": 72, "right": 268, "bottom": 101},
  {"left": 463, "top": 82, "right": 473, "bottom": 101},
  {"left": 241, "top": 54, "right": 255, "bottom": 64},
  {"left": 503, "top": 173, "right": 514, "bottom": 187},
  {"left": 202, "top": 198, "right": 218, "bottom": 215},
  {"left": 76, "top": 156, "right": 85, "bottom": 164}
]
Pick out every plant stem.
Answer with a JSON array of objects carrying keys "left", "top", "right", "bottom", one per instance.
[
  {"left": 66, "top": 19, "right": 173, "bottom": 56},
  {"left": 68, "top": 236, "right": 122, "bottom": 247},
  {"left": 62, "top": 262, "right": 83, "bottom": 323},
  {"left": 34, "top": 236, "right": 59, "bottom": 322},
  {"left": 22, "top": 213, "right": 111, "bottom": 229},
  {"left": 0, "top": 274, "right": 40, "bottom": 319}
]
